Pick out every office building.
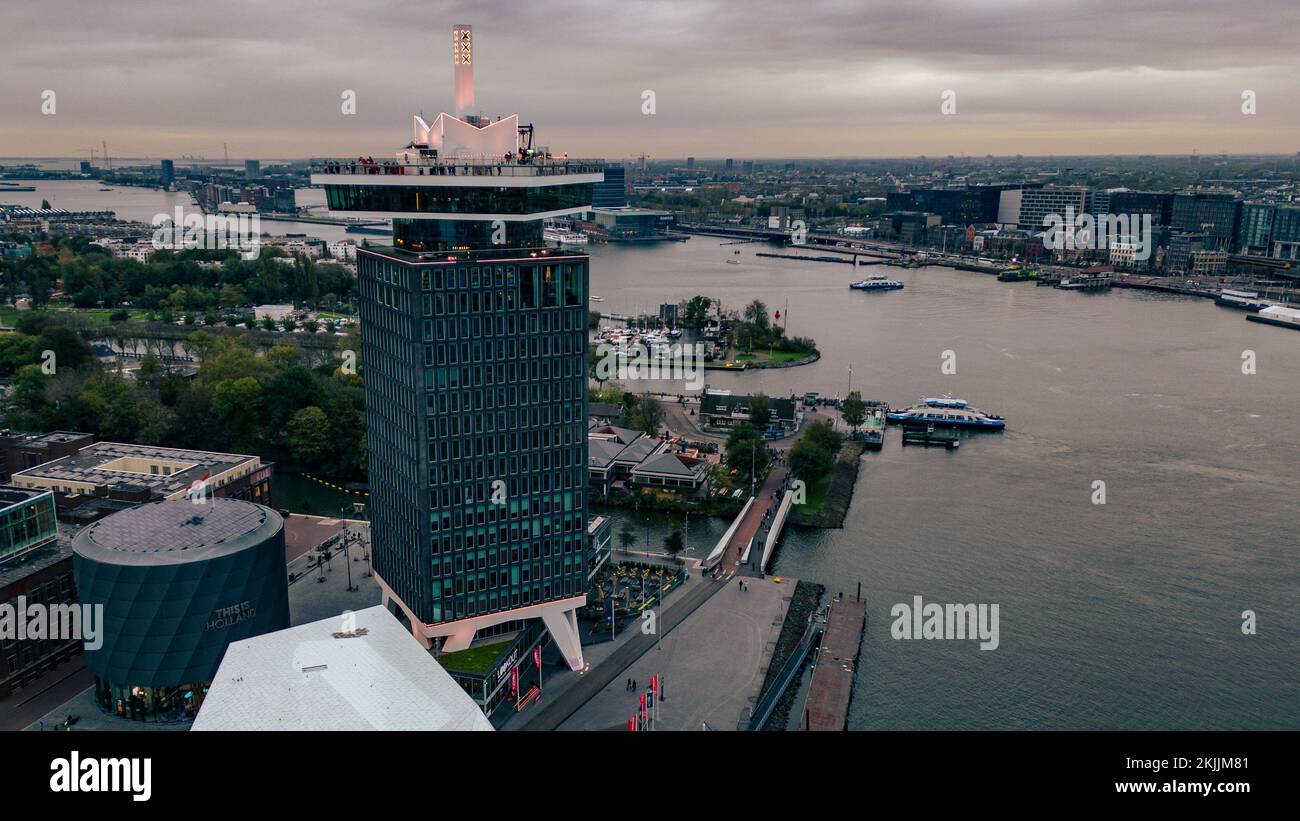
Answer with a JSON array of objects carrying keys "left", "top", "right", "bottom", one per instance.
[
  {"left": 1171, "top": 191, "right": 1240, "bottom": 250},
  {"left": 0, "top": 486, "right": 79, "bottom": 700},
  {"left": 159, "top": 159, "right": 175, "bottom": 188},
  {"left": 1108, "top": 190, "right": 1174, "bottom": 226},
  {"left": 1016, "top": 186, "right": 1089, "bottom": 231},
  {"left": 589, "top": 207, "right": 674, "bottom": 240},
  {"left": 244, "top": 159, "right": 261, "bottom": 180},
  {"left": 884, "top": 187, "right": 1004, "bottom": 226},
  {"left": 592, "top": 164, "right": 627, "bottom": 209},
  {"left": 1236, "top": 202, "right": 1276, "bottom": 254},
  {"left": 1269, "top": 204, "right": 1300, "bottom": 259},
  {"left": 310, "top": 26, "right": 601, "bottom": 679}
]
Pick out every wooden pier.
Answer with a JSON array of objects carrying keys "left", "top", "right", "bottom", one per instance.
[
  {"left": 901, "top": 425, "right": 960, "bottom": 448},
  {"left": 804, "top": 593, "right": 866, "bottom": 731}
]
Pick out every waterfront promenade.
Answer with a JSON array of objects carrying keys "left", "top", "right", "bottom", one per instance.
[
  {"left": 522, "top": 574, "right": 728, "bottom": 730},
  {"left": 557, "top": 576, "right": 793, "bottom": 731}
]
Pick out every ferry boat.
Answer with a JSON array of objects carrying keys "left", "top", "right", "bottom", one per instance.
[
  {"left": 1056, "top": 266, "right": 1113, "bottom": 290},
  {"left": 850, "top": 275, "right": 904, "bottom": 291},
  {"left": 1215, "top": 289, "right": 1271, "bottom": 311},
  {"left": 998, "top": 264, "right": 1040, "bottom": 282},
  {"left": 887, "top": 397, "right": 1005, "bottom": 430},
  {"left": 543, "top": 226, "right": 588, "bottom": 245}
]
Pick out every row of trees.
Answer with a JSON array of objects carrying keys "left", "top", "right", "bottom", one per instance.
[
  {"left": 0, "top": 313, "right": 367, "bottom": 479},
  {"left": 0, "top": 236, "right": 357, "bottom": 313}
]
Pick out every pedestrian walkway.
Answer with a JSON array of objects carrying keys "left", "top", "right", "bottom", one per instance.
[{"left": 733, "top": 466, "right": 789, "bottom": 574}]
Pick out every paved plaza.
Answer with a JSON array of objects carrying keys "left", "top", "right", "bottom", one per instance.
[{"left": 557, "top": 575, "right": 794, "bottom": 731}]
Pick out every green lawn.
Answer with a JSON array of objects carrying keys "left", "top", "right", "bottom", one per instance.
[
  {"left": 437, "top": 639, "right": 514, "bottom": 676},
  {"left": 72, "top": 308, "right": 152, "bottom": 324},
  {"left": 791, "top": 469, "right": 833, "bottom": 516},
  {"left": 729, "top": 349, "right": 810, "bottom": 365}
]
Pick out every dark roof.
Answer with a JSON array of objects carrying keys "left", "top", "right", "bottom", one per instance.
[
  {"left": 632, "top": 452, "right": 705, "bottom": 478},
  {"left": 0, "top": 539, "right": 72, "bottom": 591},
  {"left": 74, "top": 498, "right": 282, "bottom": 567},
  {"left": 16, "top": 441, "right": 258, "bottom": 498},
  {"left": 699, "top": 393, "right": 797, "bottom": 421},
  {"left": 588, "top": 402, "right": 623, "bottom": 418}
]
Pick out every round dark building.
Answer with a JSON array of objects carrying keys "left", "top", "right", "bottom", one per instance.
[{"left": 73, "top": 498, "right": 288, "bottom": 722}]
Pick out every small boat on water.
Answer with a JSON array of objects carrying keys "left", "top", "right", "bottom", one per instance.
[
  {"left": 589, "top": 295, "right": 604, "bottom": 302},
  {"left": 1215, "top": 289, "right": 1272, "bottom": 311},
  {"left": 998, "top": 264, "right": 1041, "bottom": 282},
  {"left": 850, "top": 275, "right": 904, "bottom": 291},
  {"left": 888, "top": 397, "right": 1005, "bottom": 430}
]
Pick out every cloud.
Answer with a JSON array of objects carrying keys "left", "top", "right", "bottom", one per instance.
[{"left": 1, "top": 0, "right": 1297, "bottom": 157}]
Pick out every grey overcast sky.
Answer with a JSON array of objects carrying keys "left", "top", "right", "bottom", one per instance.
[{"left": 2, "top": 0, "right": 1298, "bottom": 159}]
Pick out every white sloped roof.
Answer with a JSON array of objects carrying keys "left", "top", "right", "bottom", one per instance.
[{"left": 192, "top": 606, "right": 492, "bottom": 732}]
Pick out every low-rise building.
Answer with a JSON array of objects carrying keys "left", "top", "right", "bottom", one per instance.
[
  {"left": 0, "top": 430, "right": 95, "bottom": 483},
  {"left": 630, "top": 451, "right": 711, "bottom": 494},
  {"left": 9, "top": 441, "right": 272, "bottom": 508},
  {"left": 699, "top": 391, "right": 798, "bottom": 434},
  {"left": 192, "top": 605, "right": 492, "bottom": 731}
]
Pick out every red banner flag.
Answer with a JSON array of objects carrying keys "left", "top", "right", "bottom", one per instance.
[
  {"left": 533, "top": 646, "right": 542, "bottom": 668},
  {"left": 639, "top": 693, "right": 647, "bottom": 720},
  {"left": 628, "top": 716, "right": 637, "bottom": 732},
  {"left": 650, "top": 674, "right": 658, "bottom": 696}
]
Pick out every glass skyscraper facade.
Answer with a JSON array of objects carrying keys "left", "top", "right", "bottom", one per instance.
[{"left": 355, "top": 248, "right": 591, "bottom": 626}]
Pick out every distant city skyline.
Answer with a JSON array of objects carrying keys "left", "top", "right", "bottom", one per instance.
[{"left": 2, "top": 0, "right": 1299, "bottom": 159}]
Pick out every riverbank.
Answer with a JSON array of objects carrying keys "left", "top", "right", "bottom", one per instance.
[
  {"left": 754, "top": 579, "right": 825, "bottom": 731},
  {"left": 788, "top": 440, "right": 867, "bottom": 528}
]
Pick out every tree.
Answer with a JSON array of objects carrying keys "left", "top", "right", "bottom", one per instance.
[
  {"left": 841, "top": 391, "right": 867, "bottom": 431},
  {"left": 618, "top": 522, "right": 637, "bottom": 553},
  {"left": 620, "top": 396, "right": 662, "bottom": 437},
  {"left": 803, "top": 419, "right": 843, "bottom": 454},
  {"left": 664, "top": 525, "right": 685, "bottom": 555},
  {"left": 211, "top": 376, "right": 265, "bottom": 453},
  {"left": 743, "top": 299, "right": 769, "bottom": 330},
  {"left": 683, "top": 295, "right": 712, "bottom": 327},
  {"left": 788, "top": 435, "right": 835, "bottom": 482},
  {"left": 287, "top": 406, "right": 333, "bottom": 466},
  {"left": 725, "top": 422, "right": 770, "bottom": 483},
  {"left": 748, "top": 394, "right": 772, "bottom": 429}
]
